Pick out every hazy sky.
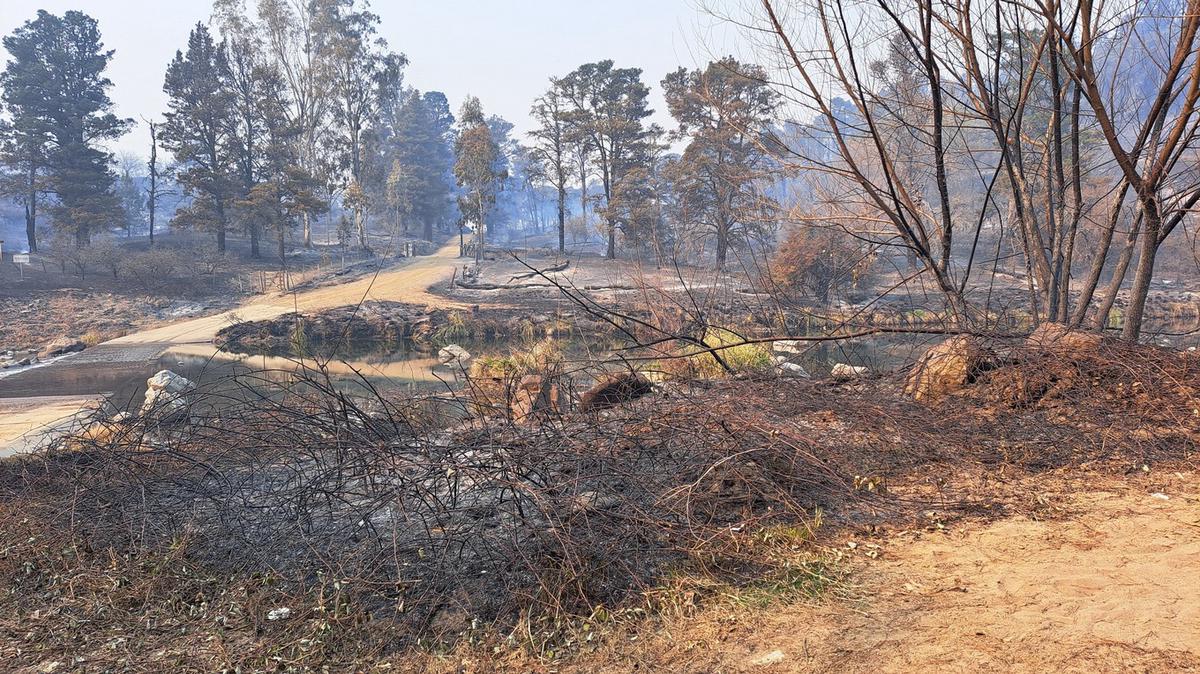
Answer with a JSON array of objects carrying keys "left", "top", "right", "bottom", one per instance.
[{"left": 0, "top": 1, "right": 751, "bottom": 159}]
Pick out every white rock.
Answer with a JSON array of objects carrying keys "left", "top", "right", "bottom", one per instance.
[
  {"left": 777, "top": 362, "right": 810, "bottom": 378},
  {"left": 772, "top": 339, "right": 804, "bottom": 355},
  {"left": 831, "top": 363, "right": 869, "bottom": 379},
  {"left": 140, "top": 370, "right": 196, "bottom": 422},
  {"left": 146, "top": 369, "right": 196, "bottom": 394},
  {"left": 266, "top": 607, "right": 292, "bottom": 621},
  {"left": 438, "top": 344, "right": 472, "bottom": 366}
]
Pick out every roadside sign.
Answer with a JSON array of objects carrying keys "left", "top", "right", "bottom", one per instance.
[{"left": 13, "top": 253, "right": 29, "bottom": 281}]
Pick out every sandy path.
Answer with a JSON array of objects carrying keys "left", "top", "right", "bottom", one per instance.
[
  {"left": 108, "top": 240, "right": 464, "bottom": 348},
  {"left": 827, "top": 484, "right": 1200, "bottom": 672}
]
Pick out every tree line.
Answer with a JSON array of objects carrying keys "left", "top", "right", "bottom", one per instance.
[
  {"left": 2, "top": 1, "right": 1198, "bottom": 341},
  {"left": 0, "top": 3, "right": 783, "bottom": 269}
]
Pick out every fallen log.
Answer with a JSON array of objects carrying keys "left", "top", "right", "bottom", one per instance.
[{"left": 508, "top": 259, "right": 569, "bottom": 282}]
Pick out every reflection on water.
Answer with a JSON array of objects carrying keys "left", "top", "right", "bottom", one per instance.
[{"left": 0, "top": 342, "right": 466, "bottom": 411}]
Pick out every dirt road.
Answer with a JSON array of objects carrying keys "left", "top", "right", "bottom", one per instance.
[{"left": 107, "top": 240, "right": 463, "bottom": 349}]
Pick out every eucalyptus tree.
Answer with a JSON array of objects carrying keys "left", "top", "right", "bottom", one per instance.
[
  {"left": 454, "top": 96, "right": 502, "bottom": 263},
  {"left": 256, "top": 0, "right": 338, "bottom": 248},
  {"left": 529, "top": 82, "right": 572, "bottom": 252},
  {"left": 662, "top": 58, "right": 781, "bottom": 267},
  {"left": 326, "top": 2, "right": 405, "bottom": 249},
  {"left": 557, "top": 60, "right": 655, "bottom": 259},
  {"left": 142, "top": 118, "right": 167, "bottom": 246},
  {"left": 236, "top": 64, "right": 326, "bottom": 262}
]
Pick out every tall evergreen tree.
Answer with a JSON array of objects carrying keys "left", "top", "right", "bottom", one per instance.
[
  {"left": 162, "top": 23, "right": 238, "bottom": 252},
  {"left": 0, "top": 10, "right": 128, "bottom": 248}
]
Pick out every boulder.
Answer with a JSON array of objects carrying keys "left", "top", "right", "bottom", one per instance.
[
  {"left": 1025, "top": 323, "right": 1103, "bottom": 354},
  {"left": 904, "top": 336, "right": 992, "bottom": 400},
  {"left": 777, "top": 362, "right": 810, "bottom": 378},
  {"left": 38, "top": 337, "right": 85, "bottom": 359},
  {"left": 438, "top": 344, "right": 472, "bottom": 367},
  {"left": 140, "top": 370, "right": 196, "bottom": 423},
  {"left": 831, "top": 363, "right": 869, "bottom": 380},
  {"left": 579, "top": 373, "right": 653, "bottom": 411},
  {"left": 773, "top": 339, "right": 804, "bottom": 355}
]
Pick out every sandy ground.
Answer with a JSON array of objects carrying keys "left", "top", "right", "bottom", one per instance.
[
  {"left": 0, "top": 395, "right": 103, "bottom": 457},
  {"left": 587, "top": 476, "right": 1200, "bottom": 673},
  {"left": 0, "top": 242, "right": 464, "bottom": 454}
]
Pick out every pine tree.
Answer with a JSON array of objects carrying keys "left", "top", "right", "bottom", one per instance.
[
  {"left": 662, "top": 58, "right": 780, "bottom": 267},
  {"left": 558, "top": 61, "right": 655, "bottom": 259},
  {"left": 162, "top": 23, "right": 238, "bottom": 253},
  {"left": 1, "top": 10, "right": 129, "bottom": 248}
]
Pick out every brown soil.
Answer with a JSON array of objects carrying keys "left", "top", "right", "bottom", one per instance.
[{"left": 532, "top": 473, "right": 1199, "bottom": 674}]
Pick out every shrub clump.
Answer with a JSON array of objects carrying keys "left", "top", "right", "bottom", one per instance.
[{"left": 655, "top": 327, "right": 773, "bottom": 380}]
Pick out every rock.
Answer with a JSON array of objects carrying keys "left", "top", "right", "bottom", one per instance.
[
  {"left": 773, "top": 339, "right": 804, "bottom": 355},
  {"left": 38, "top": 337, "right": 85, "bottom": 359},
  {"left": 1025, "top": 323, "right": 1103, "bottom": 353},
  {"left": 831, "top": 363, "right": 869, "bottom": 380},
  {"left": 904, "top": 335, "right": 992, "bottom": 400},
  {"left": 438, "top": 344, "right": 472, "bottom": 366},
  {"left": 266, "top": 607, "right": 291, "bottom": 621},
  {"left": 146, "top": 369, "right": 196, "bottom": 395},
  {"left": 777, "top": 362, "right": 810, "bottom": 378},
  {"left": 511, "top": 374, "right": 565, "bottom": 422},
  {"left": 579, "top": 373, "right": 653, "bottom": 411},
  {"left": 140, "top": 370, "right": 196, "bottom": 423}
]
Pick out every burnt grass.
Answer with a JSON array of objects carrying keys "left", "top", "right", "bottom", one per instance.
[{"left": 0, "top": 339, "right": 1197, "bottom": 671}]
